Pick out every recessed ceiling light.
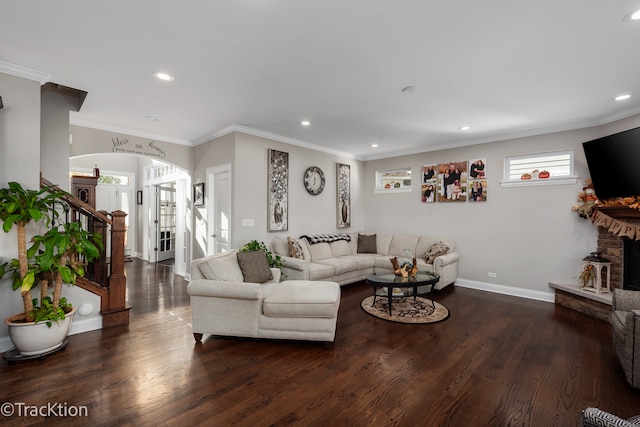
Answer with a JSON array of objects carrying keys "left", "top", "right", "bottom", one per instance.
[
  {"left": 623, "top": 9, "right": 640, "bottom": 22},
  {"left": 402, "top": 86, "right": 418, "bottom": 94},
  {"left": 153, "top": 72, "right": 174, "bottom": 82},
  {"left": 615, "top": 94, "right": 632, "bottom": 101},
  {"left": 371, "top": 144, "right": 378, "bottom": 148},
  {"left": 459, "top": 126, "right": 471, "bottom": 131},
  {"left": 301, "top": 120, "right": 310, "bottom": 126}
]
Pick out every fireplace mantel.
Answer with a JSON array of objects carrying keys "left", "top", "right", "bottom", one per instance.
[{"left": 595, "top": 206, "right": 640, "bottom": 219}]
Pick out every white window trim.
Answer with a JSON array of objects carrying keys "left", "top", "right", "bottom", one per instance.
[
  {"left": 374, "top": 167, "right": 413, "bottom": 192},
  {"left": 373, "top": 188, "right": 413, "bottom": 194},
  {"left": 501, "top": 149, "right": 578, "bottom": 188}
]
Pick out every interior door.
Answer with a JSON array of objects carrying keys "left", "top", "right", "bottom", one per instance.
[
  {"left": 156, "top": 185, "right": 176, "bottom": 261},
  {"left": 207, "top": 165, "right": 231, "bottom": 256}
]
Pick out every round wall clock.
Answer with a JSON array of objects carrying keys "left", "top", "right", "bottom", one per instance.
[{"left": 303, "top": 166, "right": 325, "bottom": 195}]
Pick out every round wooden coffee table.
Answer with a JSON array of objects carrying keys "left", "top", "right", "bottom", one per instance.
[{"left": 366, "top": 272, "right": 440, "bottom": 316}]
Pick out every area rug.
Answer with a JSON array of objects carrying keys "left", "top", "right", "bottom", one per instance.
[{"left": 360, "top": 295, "right": 450, "bottom": 324}]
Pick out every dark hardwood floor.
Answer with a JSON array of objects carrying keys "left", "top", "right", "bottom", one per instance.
[{"left": 1, "top": 258, "right": 639, "bottom": 426}]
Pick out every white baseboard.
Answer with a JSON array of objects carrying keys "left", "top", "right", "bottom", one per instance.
[
  {"left": 456, "top": 278, "right": 555, "bottom": 303},
  {"left": 0, "top": 336, "right": 13, "bottom": 353},
  {"left": 69, "top": 316, "right": 102, "bottom": 335}
]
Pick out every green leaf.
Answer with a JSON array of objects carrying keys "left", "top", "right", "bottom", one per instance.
[
  {"left": 21, "top": 271, "right": 35, "bottom": 292},
  {"left": 27, "top": 208, "right": 42, "bottom": 221}
]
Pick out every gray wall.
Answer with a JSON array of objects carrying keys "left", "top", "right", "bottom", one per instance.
[
  {"left": 0, "top": 73, "right": 42, "bottom": 349},
  {"left": 70, "top": 125, "right": 193, "bottom": 173},
  {"left": 40, "top": 88, "right": 81, "bottom": 190},
  {"left": 363, "top": 118, "right": 640, "bottom": 298},
  {"left": 192, "top": 131, "right": 364, "bottom": 259}
]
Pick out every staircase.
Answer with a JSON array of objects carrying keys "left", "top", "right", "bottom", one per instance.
[{"left": 41, "top": 176, "right": 130, "bottom": 327}]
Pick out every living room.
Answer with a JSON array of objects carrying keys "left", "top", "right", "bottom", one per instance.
[{"left": 2, "top": 2, "right": 640, "bottom": 425}]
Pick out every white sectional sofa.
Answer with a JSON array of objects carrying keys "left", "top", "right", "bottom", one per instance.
[
  {"left": 188, "top": 249, "right": 341, "bottom": 343},
  {"left": 270, "top": 232, "right": 458, "bottom": 290}
]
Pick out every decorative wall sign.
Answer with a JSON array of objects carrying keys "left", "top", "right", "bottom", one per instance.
[
  {"left": 468, "top": 158, "right": 487, "bottom": 202},
  {"left": 421, "top": 164, "right": 437, "bottom": 203},
  {"left": 268, "top": 149, "right": 289, "bottom": 231},
  {"left": 437, "top": 161, "right": 468, "bottom": 202},
  {"left": 111, "top": 136, "right": 167, "bottom": 159},
  {"left": 337, "top": 163, "right": 350, "bottom": 228},
  {"left": 193, "top": 183, "right": 204, "bottom": 206}
]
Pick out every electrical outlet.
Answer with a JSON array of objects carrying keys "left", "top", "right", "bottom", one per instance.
[{"left": 488, "top": 272, "right": 497, "bottom": 278}]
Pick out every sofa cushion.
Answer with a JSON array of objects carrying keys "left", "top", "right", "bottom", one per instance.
[
  {"left": 425, "top": 241, "right": 450, "bottom": 264},
  {"left": 330, "top": 240, "right": 353, "bottom": 257},
  {"left": 237, "top": 250, "right": 273, "bottom": 283},
  {"left": 581, "top": 407, "right": 640, "bottom": 427},
  {"left": 343, "top": 254, "right": 375, "bottom": 269},
  {"left": 389, "top": 235, "right": 419, "bottom": 257},
  {"left": 317, "top": 258, "right": 358, "bottom": 275},
  {"left": 288, "top": 236, "right": 306, "bottom": 259},
  {"left": 376, "top": 233, "right": 393, "bottom": 255},
  {"left": 198, "top": 249, "right": 244, "bottom": 282},
  {"left": 307, "top": 242, "right": 333, "bottom": 261},
  {"left": 271, "top": 236, "right": 289, "bottom": 257},
  {"left": 308, "top": 262, "right": 335, "bottom": 280},
  {"left": 263, "top": 280, "right": 340, "bottom": 318},
  {"left": 357, "top": 234, "right": 377, "bottom": 253},
  {"left": 416, "top": 237, "right": 455, "bottom": 259}
]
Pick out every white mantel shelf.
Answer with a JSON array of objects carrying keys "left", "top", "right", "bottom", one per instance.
[{"left": 548, "top": 282, "right": 612, "bottom": 305}]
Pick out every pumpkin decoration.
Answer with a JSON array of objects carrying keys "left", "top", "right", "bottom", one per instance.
[
  {"left": 538, "top": 170, "right": 551, "bottom": 179},
  {"left": 520, "top": 173, "right": 532, "bottom": 180}
]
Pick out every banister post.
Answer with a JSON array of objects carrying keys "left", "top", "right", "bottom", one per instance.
[{"left": 104, "top": 210, "right": 130, "bottom": 326}]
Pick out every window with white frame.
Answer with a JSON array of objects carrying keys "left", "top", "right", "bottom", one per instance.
[
  {"left": 501, "top": 150, "right": 578, "bottom": 187},
  {"left": 375, "top": 167, "right": 412, "bottom": 192}
]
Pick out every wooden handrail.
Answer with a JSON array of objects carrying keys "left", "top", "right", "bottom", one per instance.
[
  {"left": 40, "top": 175, "right": 112, "bottom": 225},
  {"left": 40, "top": 174, "right": 130, "bottom": 327}
]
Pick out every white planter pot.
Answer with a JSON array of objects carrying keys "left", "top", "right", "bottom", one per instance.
[{"left": 4, "top": 308, "right": 76, "bottom": 356}]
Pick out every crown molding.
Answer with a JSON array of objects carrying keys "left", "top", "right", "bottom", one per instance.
[
  {"left": 361, "top": 108, "right": 640, "bottom": 161},
  {"left": 70, "top": 116, "right": 192, "bottom": 146},
  {"left": 194, "top": 124, "right": 360, "bottom": 160},
  {"left": 0, "top": 60, "right": 50, "bottom": 84}
]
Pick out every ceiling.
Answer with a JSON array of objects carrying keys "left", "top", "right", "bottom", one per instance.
[{"left": 1, "top": 1, "right": 639, "bottom": 161}]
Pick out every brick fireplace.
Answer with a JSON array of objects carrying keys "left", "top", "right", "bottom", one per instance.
[
  {"left": 549, "top": 206, "right": 640, "bottom": 321},
  {"left": 595, "top": 207, "right": 640, "bottom": 291}
]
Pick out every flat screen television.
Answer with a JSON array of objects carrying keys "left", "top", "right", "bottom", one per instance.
[{"left": 582, "top": 126, "right": 640, "bottom": 200}]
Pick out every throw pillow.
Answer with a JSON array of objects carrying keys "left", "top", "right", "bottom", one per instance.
[
  {"left": 198, "top": 249, "right": 244, "bottom": 282},
  {"left": 288, "top": 236, "right": 306, "bottom": 259},
  {"left": 357, "top": 234, "right": 377, "bottom": 254},
  {"left": 237, "top": 250, "right": 273, "bottom": 283},
  {"left": 424, "top": 242, "right": 450, "bottom": 264}
]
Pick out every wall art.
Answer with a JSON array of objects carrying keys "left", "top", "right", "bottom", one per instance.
[
  {"left": 193, "top": 183, "right": 204, "bottom": 206},
  {"left": 468, "top": 158, "right": 487, "bottom": 202},
  {"left": 437, "top": 161, "right": 468, "bottom": 202},
  {"left": 421, "top": 164, "right": 437, "bottom": 203},
  {"left": 268, "top": 149, "right": 289, "bottom": 231},
  {"left": 337, "top": 163, "right": 350, "bottom": 228}
]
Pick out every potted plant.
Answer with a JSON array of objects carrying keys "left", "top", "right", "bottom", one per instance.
[{"left": 0, "top": 181, "right": 102, "bottom": 356}]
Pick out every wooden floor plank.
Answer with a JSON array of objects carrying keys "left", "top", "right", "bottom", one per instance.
[{"left": 1, "top": 258, "right": 639, "bottom": 426}]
